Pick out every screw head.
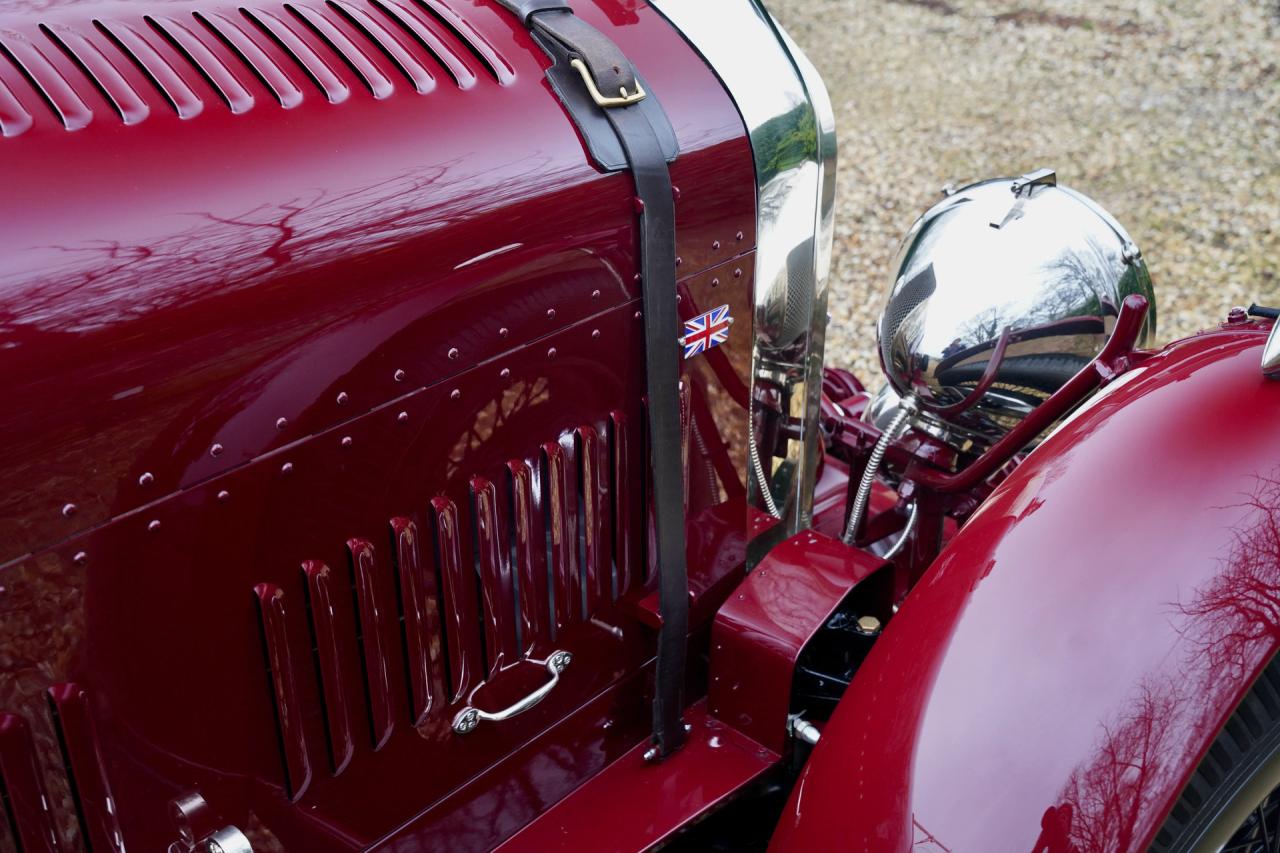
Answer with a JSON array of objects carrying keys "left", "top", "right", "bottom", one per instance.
[
  {"left": 453, "top": 708, "right": 480, "bottom": 734},
  {"left": 546, "top": 308, "right": 556, "bottom": 320},
  {"left": 281, "top": 462, "right": 294, "bottom": 475},
  {"left": 591, "top": 329, "right": 600, "bottom": 339},
  {"left": 547, "top": 347, "right": 557, "bottom": 359},
  {"left": 336, "top": 391, "right": 349, "bottom": 406},
  {"left": 61, "top": 503, "right": 77, "bottom": 518},
  {"left": 591, "top": 289, "right": 601, "bottom": 300},
  {"left": 394, "top": 369, "right": 406, "bottom": 382},
  {"left": 712, "top": 240, "right": 721, "bottom": 250},
  {"left": 500, "top": 367, "right": 511, "bottom": 380},
  {"left": 210, "top": 443, "right": 224, "bottom": 458},
  {"left": 397, "top": 411, "right": 409, "bottom": 423},
  {"left": 73, "top": 551, "right": 88, "bottom": 566},
  {"left": 147, "top": 519, "right": 161, "bottom": 533},
  {"left": 340, "top": 436, "right": 353, "bottom": 448},
  {"left": 138, "top": 472, "right": 154, "bottom": 487},
  {"left": 447, "top": 348, "right": 459, "bottom": 360},
  {"left": 499, "top": 327, "right": 510, "bottom": 338},
  {"left": 217, "top": 490, "right": 230, "bottom": 502},
  {"left": 276, "top": 417, "right": 288, "bottom": 430},
  {"left": 450, "top": 389, "right": 461, "bottom": 401}
]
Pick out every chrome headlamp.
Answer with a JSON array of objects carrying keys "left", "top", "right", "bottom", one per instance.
[
  {"left": 652, "top": 0, "right": 836, "bottom": 532},
  {"left": 874, "top": 170, "right": 1157, "bottom": 450}
]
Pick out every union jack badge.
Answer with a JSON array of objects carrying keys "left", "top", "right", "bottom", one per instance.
[{"left": 681, "top": 304, "right": 733, "bottom": 359}]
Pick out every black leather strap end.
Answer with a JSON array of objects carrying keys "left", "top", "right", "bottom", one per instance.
[{"left": 492, "top": 0, "right": 572, "bottom": 25}]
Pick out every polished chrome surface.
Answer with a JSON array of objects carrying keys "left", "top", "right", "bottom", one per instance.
[
  {"left": 205, "top": 825, "right": 253, "bottom": 853},
  {"left": 650, "top": 0, "right": 836, "bottom": 532},
  {"left": 451, "top": 651, "right": 572, "bottom": 735},
  {"left": 1264, "top": 321, "right": 1280, "bottom": 379},
  {"left": 842, "top": 395, "right": 916, "bottom": 544},
  {"left": 879, "top": 501, "right": 918, "bottom": 560},
  {"left": 788, "top": 714, "right": 822, "bottom": 746},
  {"left": 877, "top": 171, "right": 1156, "bottom": 448}
]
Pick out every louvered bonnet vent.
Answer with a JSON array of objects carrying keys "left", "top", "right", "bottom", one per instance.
[{"left": 0, "top": 0, "right": 515, "bottom": 136}]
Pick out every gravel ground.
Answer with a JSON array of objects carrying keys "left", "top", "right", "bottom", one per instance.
[{"left": 769, "top": 0, "right": 1280, "bottom": 381}]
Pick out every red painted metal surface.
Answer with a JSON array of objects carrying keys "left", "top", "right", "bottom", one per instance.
[
  {"left": 45, "top": 683, "right": 124, "bottom": 851},
  {"left": 0, "top": 0, "right": 758, "bottom": 848},
  {"left": 493, "top": 701, "right": 778, "bottom": 853},
  {"left": 0, "top": 713, "right": 61, "bottom": 851},
  {"left": 772, "top": 325, "right": 1280, "bottom": 853},
  {"left": 710, "top": 531, "right": 885, "bottom": 753},
  {"left": 303, "top": 560, "right": 359, "bottom": 773}
]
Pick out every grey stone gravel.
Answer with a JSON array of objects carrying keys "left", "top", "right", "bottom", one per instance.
[{"left": 769, "top": 0, "right": 1280, "bottom": 382}]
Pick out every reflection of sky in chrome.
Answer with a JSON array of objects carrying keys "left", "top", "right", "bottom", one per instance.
[{"left": 898, "top": 185, "right": 1123, "bottom": 357}]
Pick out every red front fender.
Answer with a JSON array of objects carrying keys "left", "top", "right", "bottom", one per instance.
[{"left": 772, "top": 323, "right": 1280, "bottom": 852}]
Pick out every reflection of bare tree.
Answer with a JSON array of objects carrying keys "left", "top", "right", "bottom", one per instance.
[
  {"left": 0, "top": 150, "right": 568, "bottom": 335},
  {"left": 1174, "top": 474, "right": 1280, "bottom": 680},
  {"left": 1057, "top": 679, "right": 1181, "bottom": 852},
  {"left": 1044, "top": 469, "right": 1280, "bottom": 851},
  {"left": 951, "top": 234, "right": 1118, "bottom": 352}
]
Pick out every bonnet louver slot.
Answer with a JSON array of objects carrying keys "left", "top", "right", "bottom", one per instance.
[{"left": 0, "top": 0, "right": 512, "bottom": 135}]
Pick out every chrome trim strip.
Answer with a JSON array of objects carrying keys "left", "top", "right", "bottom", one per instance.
[{"left": 649, "top": 0, "right": 836, "bottom": 533}]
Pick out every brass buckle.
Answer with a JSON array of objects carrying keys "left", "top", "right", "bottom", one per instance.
[{"left": 570, "top": 58, "right": 646, "bottom": 108}]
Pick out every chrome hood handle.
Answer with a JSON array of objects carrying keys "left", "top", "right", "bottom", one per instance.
[{"left": 451, "top": 651, "right": 572, "bottom": 735}]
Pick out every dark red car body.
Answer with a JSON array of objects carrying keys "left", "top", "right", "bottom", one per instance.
[
  {"left": 0, "top": 1, "right": 760, "bottom": 847},
  {"left": 2, "top": 0, "right": 1277, "bottom": 850}
]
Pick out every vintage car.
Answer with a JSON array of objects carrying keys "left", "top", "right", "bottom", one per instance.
[{"left": 1, "top": 0, "right": 1278, "bottom": 849}]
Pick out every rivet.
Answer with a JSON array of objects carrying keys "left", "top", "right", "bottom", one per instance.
[
  {"left": 61, "top": 503, "right": 77, "bottom": 518},
  {"left": 138, "top": 472, "right": 154, "bottom": 487},
  {"left": 712, "top": 240, "right": 721, "bottom": 250},
  {"left": 500, "top": 368, "right": 511, "bottom": 379},
  {"left": 499, "top": 327, "right": 510, "bottom": 338},
  {"left": 340, "top": 436, "right": 353, "bottom": 448},
  {"left": 735, "top": 230, "right": 744, "bottom": 242},
  {"left": 397, "top": 411, "right": 409, "bottom": 423},
  {"left": 394, "top": 369, "right": 406, "bottom": 382},
  {"left": 632, "top": 196, "right": 645, "bottom": 214},
  {"left": 546, "top": 308, "right": 556, "bottom": 320},
  {"left": 210, "top": 443, "right": 224, "bottom": 458},
  {"left": 217, "top": 490, "right": 230, "bottom": 502},
  {"left": 675, "top": 256, "right": 683, "bottom": 267},
  {"left": 591, "top": 289, "right": 601, "bottom": 300},
  {"left": 450, "top": 389, "right": 461, "bottom": 401},
  {"left": 336, "top": 391, "right": 349, "bottom": 406},
  {"left": 547, "top": 347, "right": 557, "bottom": 359},
  {"left": 281, "top": 462, "right": 294, "bottom": 475},
  {"left": 676, "top": 294, "right": 682, "bottom": 303},
  {"left": 711, "top": 278, "right": 720, "bottom": 288},
  {"left": 275, "top": 417, "right": 288, "bottom": 430},
  {"left": 733, "top": 268, "right": 743, "bottom": 278},
  {"left": 672, "top": 185, "right": 681, "bottom": 200},
  {"left": 633, "top": 273, "right": 642, "bottom": 283},
  {"left": 634, "top": 310, "right": 642, "bottom": 321},
  {"left": 592, "top": 329, "right": 600, "bottom": 339},
  {"left": 73, "top": 551, "right": 88, "bottom": 566},
  {"left": 448, "top": 348, "right": 460, "bottom": 360},
  {"left": 147, "top": 519, "right": 161, "bottom": 533}
]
